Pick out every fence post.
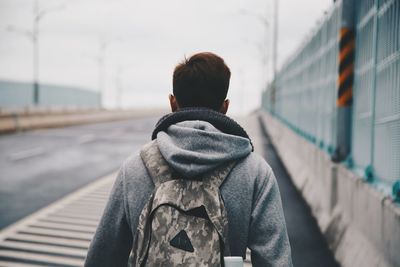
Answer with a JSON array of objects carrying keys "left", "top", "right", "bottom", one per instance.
[{"left": 332, "top": 0, "right": 355, "bottom": 162}]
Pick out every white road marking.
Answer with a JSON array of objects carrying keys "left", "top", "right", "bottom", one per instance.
[
  {"left": 0, "top": 260, "right": 49, "bottom": 267},
  {"left": 7, "top": 233, "right": 91, "bottom": 249},
  {"left": 0, "top": 172, "right": 116, "bottom": 266},
  {"left": 77, "top": 134, "right": 96, "bottom": 144},
  {"left": 8, "top": 147, "right": 45, "bottom": 161},
  {"left": 0, "top": 250, "right": 83, "bottom": 267},
  {"left": 0, "top": 240, "right": 87, "bottom": 257}
]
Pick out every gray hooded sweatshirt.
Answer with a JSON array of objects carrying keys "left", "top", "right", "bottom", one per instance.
[{"left": 85, "top": 110, "right": 292, "bottom": 267}]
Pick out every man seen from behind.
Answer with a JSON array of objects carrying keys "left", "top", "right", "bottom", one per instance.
[{"left": 85, "top": 52, "right": 293, "bottom": 266}]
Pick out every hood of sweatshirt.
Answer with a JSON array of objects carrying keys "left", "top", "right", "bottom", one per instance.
[{"left": 153, "top": 108, "right": 253, "bottom": 179}]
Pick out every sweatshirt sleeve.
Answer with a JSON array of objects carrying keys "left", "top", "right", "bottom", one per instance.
[
  {"left": 248, "top": 167, "right": 293, "bottom": 267},
  {"left": 84, "top": 166, "right": 133, "bottom": 267}
]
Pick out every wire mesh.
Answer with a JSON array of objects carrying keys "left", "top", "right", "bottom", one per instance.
[
  {"left": 372, "top": 0, "right": 400, "bottom": 185},
  {"left": 262, "top": 0, "right": 399, "bottom": 191},
  {"left": 352, "top": 0, "right": 376, "bottom": 171},
  {"left": 263, "top": 3, "right": 340, "bottom": 152}
]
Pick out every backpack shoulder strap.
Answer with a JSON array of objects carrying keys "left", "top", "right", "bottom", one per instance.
[
  {"left": 140, "top": 140, "right": 174, "bottom": 187},
  {"left": 140, "top": 140, "right": 237, "bottom": 188}
]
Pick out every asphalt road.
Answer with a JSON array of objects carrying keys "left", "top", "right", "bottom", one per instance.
[{"left": 0, "top": 116, "right": 159, "bottom": 229}]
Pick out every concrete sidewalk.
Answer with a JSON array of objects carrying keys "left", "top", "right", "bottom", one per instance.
[{"left": 240, "top": 113, "right": 340, "bottom": 267}]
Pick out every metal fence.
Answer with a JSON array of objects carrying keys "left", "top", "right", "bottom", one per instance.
[
  {"left": 262, "top": 0, "right": 400, "bottom": 195},
  {"left": 366, "top": 0, "right": 400, "bottom": 188},
  {"left": 263, "top": 2, "right": 341, "bottom": 153},
  {"left": 0, "top": 80, "right": 100, "bottom": 109}
]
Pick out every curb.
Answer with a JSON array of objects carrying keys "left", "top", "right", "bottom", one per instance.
[{"left": 0, "top": 108, "right": 167, "bottom": 134}]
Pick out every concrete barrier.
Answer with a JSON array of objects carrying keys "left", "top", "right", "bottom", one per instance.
[
  {"left": 0, "top": 108, "right": 167, "bottom": 134},
  {"left": 259, "top": 110, "right": 400, "bottom": 267}
]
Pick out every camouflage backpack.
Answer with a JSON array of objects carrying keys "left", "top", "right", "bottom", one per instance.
[{"left": 131, "top": 140, "right": 235, "bottom": 266}]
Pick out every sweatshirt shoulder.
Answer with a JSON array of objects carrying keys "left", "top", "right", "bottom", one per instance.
[
  {"left": 236, "top": 152, "right": 276, "bottom": 200},
  {"left": 224, "top": 152, "right": 274, "bottom": 195},
  {"left": 122, "top": 152, "right": 146, "bottom": 177},
  {"left": 121, "top": 152, "right": 154, "bottom": 197},
  {"left": 240, "top": 152, "right": 273, "bottom": 180}
]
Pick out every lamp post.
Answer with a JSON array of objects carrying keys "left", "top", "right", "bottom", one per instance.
[
  {"left": 272, "top": 0, "right": 278, "bottom": 80},
  {"left": 82, "top": 38, "right": 125, "bottom": 109},
  {"left": 115, "top": 65, "right": 123, "bottom": 109},
  {"left": 239, "top": 8, "right": 270, "bottom": 86},
  {"left": 271, "top": 0, "right": 278, "bottom": 112},
  {"left": 114, "top": 64, "right": 135, "bottom": 109},
  {"left": 7, "top": 0, "right": 64, "bottom": 106},
  {"left": 98, "top": 40, "right": 107, "bottom": 108},
  {"left": 98, "top": 38, "right": 124, "bottom": 108}
]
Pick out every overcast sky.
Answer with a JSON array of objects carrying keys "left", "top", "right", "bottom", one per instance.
[{"left": 0, "top": 0, "right": 332, "bottom": 114}]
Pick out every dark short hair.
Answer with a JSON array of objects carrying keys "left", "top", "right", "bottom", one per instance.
[{"left": 173, "top": 52, "right": 231, "bottom": 110}]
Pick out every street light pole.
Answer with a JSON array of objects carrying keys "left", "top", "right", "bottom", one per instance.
[
  {"left": 239, "top": 8, "right": 270, "bottom": 87},
  {"left": 82, "top": 39, "right": 117, "bottom": 109},
  {"left": 272, "top": 0, "right": 278, "bottom": 80},
  {"left": 96, "top": 39, "right": 116, "bottom": 108},
  {"left": 98, "top": 41, "right": 107, "bottom": 108},
  {"left": 115, "top": 65, "right": 123, "bottom": 109},
  {"left": 7, "top": 0, "right": 64, "bottom": 106},
  {"left": 114, "top": 64, "right": 135, "bottom": 109},
  {"left": 270, "top": 0, "right": 279, "bottom": 112},
  {"left": 95, "top": 37, "right": 128, "bottom": 108},
  {"left": 33, "top": 0, "right": 39, "bottom": 105}
]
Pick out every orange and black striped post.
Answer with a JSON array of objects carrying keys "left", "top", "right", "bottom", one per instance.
[
  {"left": 337, "top": 28, "right": 355, "bottom": 107},
  {"left": 332, "top": 0, "right": 355, "bottom": 163}
]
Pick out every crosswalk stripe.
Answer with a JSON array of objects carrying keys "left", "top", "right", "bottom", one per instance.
[
  {"left": 0, "top": 260, "right": 48, "bottom": 267},
  {"left": 0, "top": 172, "right": 116, "bottom": 266},
  {"left": 38, "top": 217, "right": 99, "bottom": 227},
  {"left": 49, "top": 212, "right": 102, "bottom": 221},
  {"left": 6, "top": 233, "right": 90, "bottom": 249},
  {"left": 54, "top": 208, "right": 104, "bottom": 216},
  {"left": 0, "top": 250, "right": 84, "bottom": 267},
  {"left": 28, "top": 222, "right": 97, "bottom": 233},
  {"left": 0, "top": 240, "right": 87, "bottom": 257}
]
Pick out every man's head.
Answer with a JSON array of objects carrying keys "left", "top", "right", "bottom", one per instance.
[{"left": 170, "top": 52, "right": 231, "bottom": 114}]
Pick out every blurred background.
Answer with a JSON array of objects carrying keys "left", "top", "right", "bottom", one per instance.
[
  {"left": 0, "top": 0, "right": 331, "bottom": 114},
  {"left": 1, "top": 1, "right": 399, "bottom": 267}
]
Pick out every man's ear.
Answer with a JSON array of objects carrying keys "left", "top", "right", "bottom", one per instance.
[
  {"left": 169, "top": 94, "right": 179, "bottom": 112},
  {"left": 219, "top": 99, "right": 229, "bottom": 114}
]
